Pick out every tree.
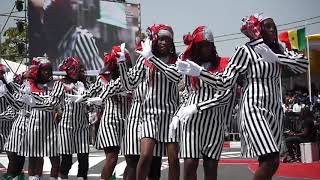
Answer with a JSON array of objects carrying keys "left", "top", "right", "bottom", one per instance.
[{"left": 0, "top": 26, "right": 27, "bottom": 62}]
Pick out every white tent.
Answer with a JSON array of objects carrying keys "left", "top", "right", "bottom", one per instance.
[{"left": 0, "top": 58, "right": 27, "bottom": 74}]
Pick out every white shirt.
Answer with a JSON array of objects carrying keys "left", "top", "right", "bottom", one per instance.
[{"left": 292, "top": 103, "right": 302, "bottom": 113}]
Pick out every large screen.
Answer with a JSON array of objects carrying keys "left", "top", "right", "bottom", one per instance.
[{"left": 28, "top": 0, "right": 140, "bottom": 71}]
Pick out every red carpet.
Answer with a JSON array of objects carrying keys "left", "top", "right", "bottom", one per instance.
[
  {"left": 248, "top": 162, "right": 320, "bottom": 179},
  {"left": 219, "top": 159, "right": 320, "bottom": 179}
]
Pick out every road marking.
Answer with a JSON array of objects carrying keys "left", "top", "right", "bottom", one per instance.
[
  {"left": 0, "top": 150, "right": 242, "bottom": 176},
  {"left": 114, "top": 160, "right": 126, "bottom": 178},
  {"left": 0, "top": 156, "right": 9, "bottom": 169},
  {"left": 69, "top": 157, "right": 105, "bottom": 176}
]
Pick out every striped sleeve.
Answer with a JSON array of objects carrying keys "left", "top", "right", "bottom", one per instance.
[
  {"left": 199, "top": 46, "right": 250, "bottom": 91},
  {"left": 9, "top": 82, "right": 20, "bottom": 92},
  {"left": 4, "top": 91, "right": 24, "bottom": 110},
  {"left": 148, "top": 56, "right": 181, "bottom": 82},
  {"left": 197, "top": 89, "right": 233, "bottom": 111},
  {"left": 277, "top": 49, "right": 309, "bottom": 74},
  {"left": 118, "top": 56, "right": 145, "bottom": 91},
  {"left": 99, "top": 78, "right": 124, "bottom": 101},
  {"left": 0, "top": 106, "right": 16, "bottom": 121},
  {"left": 223, "top": 87, "right": 237, "bottom": 131},
  {"left": 86, "top": 78, "right": 103, "bottom": 98}
]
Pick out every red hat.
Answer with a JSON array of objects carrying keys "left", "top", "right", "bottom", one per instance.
[
  {"left": 59, "top": 57, "right": 84, "bottom": 78},
  {"left": 240, "top": 14, "right": 264, "bottom": 40},
  {"left": 103, "top": 45, "right": 131, "bottom": 72},
  {"left": 182, "top": 26, "right": 214, "bottom": 61},
  {"left": 25, "top": 57, "right": 51, "bottom": 80},
  {"left": 147, "top": 24, "right": 173, "bottom": 41}
]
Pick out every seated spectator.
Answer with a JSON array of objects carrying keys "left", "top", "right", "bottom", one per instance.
[
  {"left": 292, "top": 100, "right": 302, "bottom": 114},
  {"left": 284, "top": 108, "right": 317, "bottom": 162}
]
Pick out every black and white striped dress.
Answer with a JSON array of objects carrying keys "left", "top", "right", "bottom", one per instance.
[
  {"left": 118, "top": 55, "right": 181, "bottom": 143},
  {"left": 3, "top": 86, "right": 26, "bottom": 153},
  {"left": 123, "top": 77, "right": 167, "bottom": 156},
  {"left": 18, "top": 81, "right": 59, "bottom": 157},
  {"left": 180, "top": 75, "right": 234, "bottom": 159},
  {"left": 4, "top": 95, "right": 32, "bottom": 154},
  {"left": 94, "top": 75, "right": 131, "bottom": 150},
  {"left": 95, "top": 72, "right": 167, "bottom": 156},
  {"left": 34, "top": 80, "right": 90, "bottom": 154},
  {"left": 199, "top": 38, "right": 308, "bottom": 158},
  {"left": 0, "top": 97, "right": 16, "bottom": 151}
]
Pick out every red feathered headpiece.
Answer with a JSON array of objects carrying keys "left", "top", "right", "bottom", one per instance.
[
  {"left": 25, "top": 57, "right": 51, "bottom": 80},
  {"left": 240, "top": 14, "right": 264, "bottom": 40},
  {"left": 182, "top": 26, "right": 214, "bottom": 61},
  {"left": 102, "top": 45, "right": 131, "bottom": 72},
  {"left": 136, "top": 24, "right": 174, "bottom": 52},
  {"left": 59, "top": 57, "right": 84, "bottom": 78}
]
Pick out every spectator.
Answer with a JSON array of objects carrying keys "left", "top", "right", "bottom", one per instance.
[
  {"left": 284, "top": 108, "right": 317, "bottom": 162},
  {"left": 292, "top": 100, "right": 302, "bottom": 114}
]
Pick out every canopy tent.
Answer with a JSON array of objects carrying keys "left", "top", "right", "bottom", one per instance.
[
  {"left": 0, "top": 58, "right": 27, "bottom": 74},
  {"left": 308, "top": 33, "right": 320, "bottom": 52}
]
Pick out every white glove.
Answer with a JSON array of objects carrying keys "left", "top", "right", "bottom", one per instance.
[
  {"left": 63, "top": 83, "right": 75, "bottom": 92},
  {"left": 176, "top": 59, "right": 190, "bottom": 70},
  {"left": 116, "top": 43, "right": 126, "bottom": 63},
  {"left": 21, "top": 81, "right": 32, "bottom": 94},
  {"left": 4, "top": 72, "right": 14, "bottom": 84},
  {"left": 66, "top": 94, "right": 83, "bottom": 103},
  {"left": 178, "top": 104, "right": 198, "bottom": 123},
  {"left": 254, "top": 43, "right": 279, "bottom": 63},
  {"left": 169, "top": 115, "right": 180, "bottom": 139},
  {"left": 18, "top": 109, "right": 31, "bottom": 118},
  {"left": 136, "top": 38, "right": 154, "bottom": 59},
  {"left": 177, "top": 60, "right": 203, "bottom": 77},
  {"left": 87, "top": 97, "right": 103, "bottom": 106},
  {"left": 20, "top": 94, "right": 36, "bottom": 107},
  {"left": 74, "top": 81, "right": 85, "bottom": 95},
  {"left": 0, "top": 80, "right": 7, "bottom": 97}
]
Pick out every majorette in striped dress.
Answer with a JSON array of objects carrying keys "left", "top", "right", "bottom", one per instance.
[
  {"left": 122, "top": 76, "right": 167, "bottom": 156},
  {"left": 179, "top": 58, "right": 235, "bottom": 159},
  {"left": 93, "top": 75, "right": 131, "bottom": 150},
  {"left": 18, "top": 81, "right": 59, "bottom": 157},
  {"left": 4, "top": 83, "right": 33, "bottom": 154},
  {"left": 0, "top": 96, "right": 16, "bottom": 151},
  {"left": 94, "top": 72, "right": 167, "bottom": 156},
  {"left": 118, "top": 55, "right": 181, "bottom": 143},
  {"left": 199, "top": 38, "right": 308, "bottom": 158},
  {"left": 33, "top": 80, "right": 90, "bottom": 154}
]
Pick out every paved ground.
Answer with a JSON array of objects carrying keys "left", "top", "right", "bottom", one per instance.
[{"left": 0, "top": 147, "right": 305, "bottom": 179}]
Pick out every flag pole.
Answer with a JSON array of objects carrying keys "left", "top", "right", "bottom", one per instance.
[{"left": 305, "top": 22, "right": 312, "bottom": 104}]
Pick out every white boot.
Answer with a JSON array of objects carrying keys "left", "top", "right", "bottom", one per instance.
[{"left": 29, "top": 175, "right": 40, "bottom": 180}]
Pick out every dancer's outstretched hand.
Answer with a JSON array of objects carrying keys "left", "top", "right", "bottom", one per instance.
[
  {"left": 177, "top": 60, "right": 203, "bottom": 77},
  {"left": 136, "top": 38, "right": 154, "bottom": 59},
  {"left": 255, "top": 43, "right": 279, "bottom": 63}
]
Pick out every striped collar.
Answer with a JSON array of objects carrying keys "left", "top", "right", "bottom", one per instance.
[{"left": 247, "top": 38, "right": 264, "bottom": 46}]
